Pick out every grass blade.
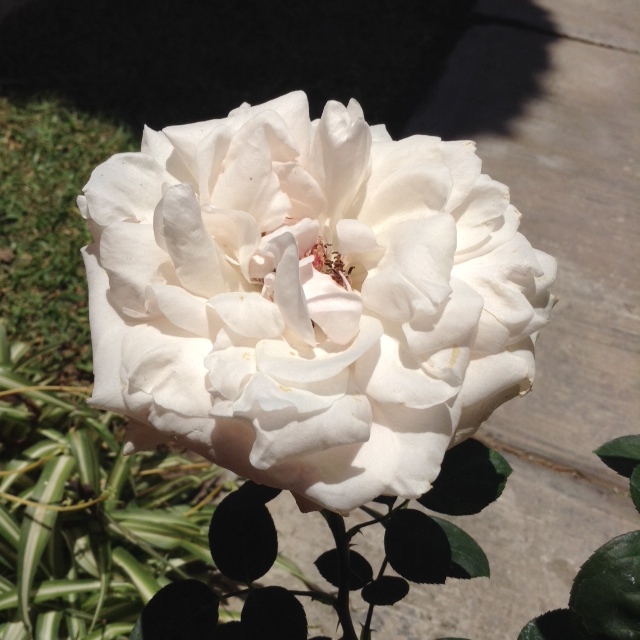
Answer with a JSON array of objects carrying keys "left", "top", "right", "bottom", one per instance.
[{"left": 16, "top": 454, "right": 76, "bottom": 631}]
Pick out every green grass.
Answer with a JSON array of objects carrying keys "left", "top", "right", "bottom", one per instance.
[{"left": 0, "top": 97, "right": 137, "bottom": 383}]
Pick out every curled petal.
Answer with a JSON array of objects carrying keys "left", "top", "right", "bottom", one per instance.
[
  {"left": 155, "top": 184, "right": 241, "bottom": 297},
  {"left": 263, "top": 232, "right": 315, "bottom": 345},
  {"left": 256, "top": 315, "right": 383, "bottom": 384}
]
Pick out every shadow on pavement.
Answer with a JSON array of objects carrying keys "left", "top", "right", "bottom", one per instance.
[
  {"left": 405, "top": 2, "right": 558, "bottom": 139},
  {"left": 0, "top": 0, "right": 477, "bottom": 137},
  {"left": 0, "top": 0, "right": 555, "bottom": 139}
]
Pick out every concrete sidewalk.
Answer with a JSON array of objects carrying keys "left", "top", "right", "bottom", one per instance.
[{"left": 271, "top": 1, "right": 640, "bottom": 638}]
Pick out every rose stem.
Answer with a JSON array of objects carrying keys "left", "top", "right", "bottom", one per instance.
[{"left": 321, "top": 510, "right": 359, "bottom": 640}]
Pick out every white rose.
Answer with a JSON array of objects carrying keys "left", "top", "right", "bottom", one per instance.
[{"left": 79, "top": 91, "right": 556, "bottom": 513}]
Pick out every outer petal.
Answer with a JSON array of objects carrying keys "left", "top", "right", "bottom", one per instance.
[
  {"left": 357, "top": 136, "right": 451, "bottom": 230},
  {"left": 83, "top": 153, "right": 176, "bottom": 227},
  {"left": 82, "top": 245, "right": 127, "bottom": 413},
  {"left": 99, "top": 221, "right": 171, "bottom": 317}
]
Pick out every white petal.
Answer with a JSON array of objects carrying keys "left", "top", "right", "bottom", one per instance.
[
  {"left": 195, "top": 124, "right": 234, "bottom": 204},
  {"left": 256, "top": 315, "right": 383, "bottom": 384},
  {"left": 357, "top": 136, "right": 451, "bottom": 230},
  {"left": 402, "top": 277, "right": 484, "bottom": 357},
  {"left": 208, "top": 292, "right": 284, "bottom": 339},
  {"left": 308, "top": 99, "right": 372, "bottom": 222},
  {"left": 155, "top": 184, "right": 241, "bottom": 297},
  {"left": 263, "top": 232, "right": 315, "bottom": 345},
  {"left": 205, "top": 344, "right": 257, "bottom": 402},
  {"left": 227, "top": 91, "right": 312, "bottom": 164},
  {"left": 201, "top": 207, "right": 262, "bottom": 282},
  {"left": 141, "top": 126, "right": 175, "bottom": 169},
  {"left": 147, "top": 284, "right": 212, "bottom": 337},
  {"left": 303, "top": 269, "right": 363, "bottom": 345},
  {"left": 354, "top": 331, "right": 460, "bottom": 409},
  {"left": 361, "top": 213, "right": 455, "bottom": 322},
  {"left": 99, "top": 221, "right": 170, "bottom": 317},
  {"left": 452, "top": 340, "right": 536, "bottom": 444},
  {"left": 121, "top": 320, "right": 214, "bottom": 419},
  {"left": 226, "top": 110, "right": 300, "bottom": 165},
  {"left": 334, "top": 219, "right": 384, "bottom": 269},
  {"left": 212, "top": 126, "right": 291, "bottom": 232},
  {"left": 83, "top": 153, "right": 175, "bottom": 226},
  {"left": 451, "top": 173, "right": 511, "bottom": 254},
  {"left": 82, "top": 245, "right": 127, "bottom": 413},
  {"left": 273, "top": 162, "right": 326, "bottom": 220},
  {"left": 245, "top": 379, "right": 371, "bottom": 469},
  {"left": 441, "top": 139, "right": 482, "bottom": 214}
]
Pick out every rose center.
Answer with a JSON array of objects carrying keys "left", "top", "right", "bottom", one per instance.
[{"left": 306, "top": 238, "right": 353, "bottom": 290}]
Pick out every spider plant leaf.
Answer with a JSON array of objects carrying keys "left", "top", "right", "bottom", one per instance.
[
  {"left": 0, "top": 621, "right": 30, "bottom": 640},
  {"left": 34, "top": 610, "right": 64, "bottom": 639},
  {"left": 111, "top": 546, "right": 162, "bottom": 604},
  {"left": 68, "top": 426, "right": 101, "bottom": 494},
  {"left": 16, "top": 454, "right": 76, "bottom": 631}
]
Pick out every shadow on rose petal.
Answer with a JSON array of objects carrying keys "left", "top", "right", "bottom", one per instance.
[{"left": 0, "top": 0, "right": 554, "bottom": 138}]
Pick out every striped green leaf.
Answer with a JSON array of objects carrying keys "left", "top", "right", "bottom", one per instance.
[
  {"left": 0, "top": 504, "right": 20, "bottom": 550},
  {"left": 111, "top": 547, "right": 163, "bottom": 604},
  {"left": 0, "top": 371, "right": 76, "bottom": 411},
  {"left": 85, "top": 622, "right": 135, "bottom": 640},
  {"left": 68, "top": 426, "right": 101, "bottom": 494},
  {"left": 0, "top": 440, "right": 61, "bottom": 494},
  {"left": 16, "top": 454, "right": 76, "bottom": 631},
  {"left": 34, "top": 610, "right": 64, "bottom": 640},
  {"left": 0, "top": 621, "right": 30, "bottom": 640}
]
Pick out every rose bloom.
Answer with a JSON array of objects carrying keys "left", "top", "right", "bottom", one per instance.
[{"left": 79, "top": 91, "right": 556, "bottom": 513}]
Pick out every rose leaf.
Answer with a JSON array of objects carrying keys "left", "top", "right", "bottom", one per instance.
[
  {"left": 431, "top": 516, "right": 490, "bottom": 579},
  {"left": 208, "top": 492, "right": 278, "bottom": 584},
  {"left": 213, "top": 621, "right": 244, "bottom": 639},
  {"left": 361, "top": 576, "right": 410, "bottom": 606},
  {"left": 314, "top": 548, "right": 373, "bottom": 590},
  {"left": 417, "top": 439, "right": 512, "bottom": 515},
  {"left": 384, "top": 509, "right": 451, "bottom": 584},
  {"left": 630, "top": 465, "right": 640, "bottom": 514},
  {"left": 594, "top": 435, "right": 640, "bottom": 478},
  {"left": 517, "top": 609, "right": 577, "bottom": 640},
  {"left": 241, "top": 586, "right": 307, "bottom": 640},
  {"left": 235, "top": 480, "right": 282, "bottom": 506},
  {"left": 134, "top": 580, "right": 218, "bottom": 640},
  {"left": 569, "top": 530, "right": 640, "bottom": 639}
]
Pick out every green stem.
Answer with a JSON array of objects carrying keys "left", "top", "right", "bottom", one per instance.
[{"left": 322, "top": 510, "right": 359, "bottom": 640}]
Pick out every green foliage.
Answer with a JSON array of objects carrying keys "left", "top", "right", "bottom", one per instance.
[
  {"left": 594, "top": 435, "right": 640, "bottom": 479},
  {"left": 431, "top": 516, "right": 490, "bottom": 580},
  {"left": 569, "top": 531, "right": 640, "bottom": 640},
  {"left": 0, "top": 96, "right": 137, "bottom": 384},
  {"left": 418, "top": 438, "right": 512, "bottom": 516},
  {"left": 521, "top": 436, "right": 640, "bottom": 639},
  {"left": 0, "top": 332, "right": 226, "bottom": 637}
]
